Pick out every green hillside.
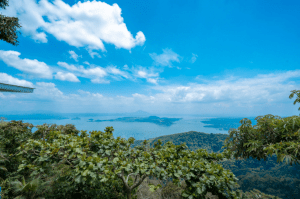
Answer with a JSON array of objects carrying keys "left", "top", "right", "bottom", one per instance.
[
  {"left": 132, "top": 131, "right": 300, "bottom": 199},
  {"left": 131, "top": 131, "right": 229, "bottom": 153}
]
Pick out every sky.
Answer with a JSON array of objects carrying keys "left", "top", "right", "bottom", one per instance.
[{"left": 0, "top": 0, "right": 300, "bottom": 117}]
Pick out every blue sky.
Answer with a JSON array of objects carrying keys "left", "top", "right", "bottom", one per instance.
[{"left": 0, "top": 0, "right": 300, "bottom": 117}]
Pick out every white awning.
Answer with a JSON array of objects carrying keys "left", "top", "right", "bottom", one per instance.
[{"left": 0, "top": 83, "right": 35, "bottom": 93}]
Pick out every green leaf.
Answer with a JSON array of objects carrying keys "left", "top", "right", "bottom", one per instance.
[
  {"left": 0, "top": 165, "right": 7, "bottom": 171},
  {"left": 148, "top": 183, "right": 162, "bottom": 192},
  {"left": 182, "top": 192, "right": 189, "bottom": 198},
  {"left": 82, "top": 170, "right": 89, "bottom": 176},
  {"left": 90, "top": 172, "right": 97, "bottom": 179},
  {"left": 100, "top": 177, "right": 108, "bottom": 182},
  {"left": 113, "top": 157, "right": 119, "bottom": 163},
  {"left": 75, "top": 175, "right": 81, "bottom": 183}
]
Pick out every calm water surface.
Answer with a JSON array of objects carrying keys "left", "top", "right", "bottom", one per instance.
[{"left": 3, "top": 114, "right": 257, "bottom": 141}]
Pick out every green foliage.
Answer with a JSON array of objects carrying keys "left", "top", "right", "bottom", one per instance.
[
  {"left": 131, "top": 131, "right": 229, "bottom": 154},
  {"left": 0, "top": 120, "right": 34, "bottom": 183},
  {"left": 0, "top": 0, "right": 22, "bottom": 46},
  {"left": 222, "top": 114, "right": 300, "bottom": 166},
  {"left": 2, "top": 90, "right": 300, "bottom": 199},
  {"left": 148, "top": 183, "right": 162, "bottom": 192},
  {"left": 0, "top": 0, "right": 8, "bottom": 9},
  {"left": 0, "top": 121, "right": 244, "bottom": 199},
  {"left": 289, "top": 89, "right": 300, "bottom": 111}
]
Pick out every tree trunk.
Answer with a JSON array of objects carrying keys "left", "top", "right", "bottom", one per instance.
[{"left": 126, "top": 189, "right": 132, "bottom": 199}]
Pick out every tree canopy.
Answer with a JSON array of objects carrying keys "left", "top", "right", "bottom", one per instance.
[
  {"left": 222, "top": 90, "right": 300, "bottom": 166},
  {"left": 289, "top": 89, "right": 300, "bottom": 111},
  {"left": 0, "top": 121, "right": 245, "bottom": 199},
  {"left": 0, "top": 0, "right": 21, "bottom": 45}
]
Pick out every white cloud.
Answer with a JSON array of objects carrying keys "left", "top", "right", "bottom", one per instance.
[
  {"left": 83, "top": 67, "right": 107, "bottom": 77},
  {"left": 134, "top": 67, "right": 159, "bottom": 84},
  {"left": 153, "top": 70, "right": 300, "bottom": 104},
  {"left": 91, "top": 78, "right": 110, "bottom": 84},
  {"left": 2, "top": 0, "right": 145, "bottom": 53},
  {"left": 2, "top": 70, "right": 299, "bottom": 116},
  {"left": 0, "top": 73, "right": 34, "bottom": 88},
  {"left": 137, "top": 71, "right": 147, "bottom": 78},
  {"left": 106, "top": 66, "right": 129, "bottom": 79},
  {"left": 190, "top": 53, "right": 198, "bottom": 63},
  {"left": 57, "top": 62, "right": 117, "bottom": 83},
  {"left": 68, "top": 50, "right": 81, "bottom": 61},
  {"left": 57, "top": 62, "right": 136, "bottom": 83},
  {"left": 78, "top": 89, "right": 103, "bottom": 98},
  {"left": 147, "top": 78, "right": 158, "bottom": 84},
  {"left": 149, "top": 48, "right": 180, "bottom": 67},
  {"left": 33, "top": 82, "right": 65, "bottom": 99},
  {"left": 57, "top": 61, "right": 83, "bottom": 71},
  {"left": 54, "top": 72, "right": 80, "bottom": 82},
  {"left": 88, "top": 50, "right": 101, "bottom": 59},
  {"left": 123, "top": 64, "right": 129, "bottom": 70},
  {"left": 0, "top": 50, "right": 52, "bottom": 79}
]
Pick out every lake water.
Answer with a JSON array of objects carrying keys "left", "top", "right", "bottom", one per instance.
[{"left": 1, "top": 114, "right": 257, "bottom": 141}]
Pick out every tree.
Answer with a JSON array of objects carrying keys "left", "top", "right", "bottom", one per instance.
[
  {"left": 14, "top": 125, "right": 244, "bottom": 199},
  {"left": 289, "top": 89, "right": 300, "bottom": 111},
  {"left": 0, "top": 122, "right": 129, "bottom": 199},
  {"left": 0, "top": 0, "right": 22, "bottom": 45},
  {"left": 222, "top": 90, "right": 300, "bottom": 166}
]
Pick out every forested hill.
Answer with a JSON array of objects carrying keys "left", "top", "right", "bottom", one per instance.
[
  {"left": 131, "top": 131, "right": 230, "bottom": 153},
  {"left": 131, "top": 131, "right": 300, "bottom": 199}
]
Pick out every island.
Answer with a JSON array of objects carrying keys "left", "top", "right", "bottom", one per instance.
[
  {"left": 87, "top": 116, "right": 181, "bottom": 126},
  {"left": 71, "top": 117, "right": 81, "bottom": 120},
  {"left": 201, "top": 117, "right": 256, "bottom": 131}
]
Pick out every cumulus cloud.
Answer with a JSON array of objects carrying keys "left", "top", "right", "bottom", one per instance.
[
  {"left": 54, "top": 72, "right": 80, "bottom": 82},
  {"left": 33, "top": 82, "right": 65, "bottom": 99},
  {"left": 0, "top": 50, "right": 52, "bottom": 79},
  {"left": 57, "top": 62, "right": 113, "bottom": 83},
  {"left": 0, "top": 73, "right": 34, "bottom": 87},
  {"left": 2, "top": 0, "right": 145, "bottom": 54},
  {"left": 68, "top": 50, "right": 81, "bottom": 61},
  {"left": 149, "top": 48, "right": 180, "bottom": 67},
  {"left": 82, "top": 67, "right": 107, "bottom": 77}
]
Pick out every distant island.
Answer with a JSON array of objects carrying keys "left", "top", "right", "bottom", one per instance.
[
  {"left": 87, "top": 116, "right": 181, "bottom": 126},
  {"left": 71, "top": 117, "right": 81, "bottom": 120},
  {"left": 201, "top": 117, "right": 257, "bottom": 131}
]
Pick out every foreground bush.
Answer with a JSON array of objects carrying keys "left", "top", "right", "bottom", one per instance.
[{"left": 0, "top": 120, "right": 245, "bottom": 199}]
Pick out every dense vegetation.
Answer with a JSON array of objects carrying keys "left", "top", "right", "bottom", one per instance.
[
  {"left": 0, "top": 120, "right": 296, "bottom": 199},
  {"left": 0, "top": 0, "right": 21, "bottom": 46},
  {"left": 132, "top": 130, "right": 300, "bottom": 199},
  {"left": 0, "top": 121, "right": 246, "bottom": 199},
  {"left": 1, "top": 90, "right": 300, "bottom": 199}
]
